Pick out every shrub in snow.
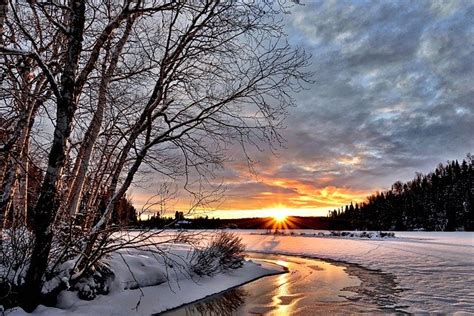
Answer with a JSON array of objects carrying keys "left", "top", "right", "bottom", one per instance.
[
  {"left": 0, "top": 228, "right": 33, "bottom": 309},
  {"left": 73, "top": 263, "right": 114, "bottom": 301},
  {"left": 191, "top": 232, "right": 245, "bottom": 277},
  {"left": 0, "top": 228, "right": 33, "bottom": 276}
]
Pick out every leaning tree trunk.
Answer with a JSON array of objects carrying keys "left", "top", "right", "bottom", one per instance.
[
  {"left": 12, "top": 133, "right": 29, "bottom": 227},
  {"left": 21, "top": 2, "right": 86, "bottom": 311},
  {"left": 12, "top": 94, "right": 34, "bottom": 227},
  {"left": 66, "top": 16, "right": 136, "bottom": 217}
]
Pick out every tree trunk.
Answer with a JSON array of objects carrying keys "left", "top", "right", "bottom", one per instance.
[
  {"left": 0, "top": 0, "right": 10, "bottom": 242},
  {"left": 0, "top": 109, "right": 29, "bottom": 226},
  {"left": 0, "top": 0, "right": 6, "bottom": 42},
  {"left": 21, "top": 2, "right": 86, "bottom": 311},
  {"left": 0, "top": 156, "right": 15, "bottom": 227},
  {"left": 12, "top": 140, "right": 28, "bottom": 227},
  {"left": 12, "top": 115, "right": 31, "bottom": 227}
]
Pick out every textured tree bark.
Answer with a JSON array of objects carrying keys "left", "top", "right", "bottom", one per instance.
[
  {"left": 0, "top": 0, "right": 6, "bottom": 39},
  {"left": 21, "top": 1, "right": 86, "bottom": 311}
]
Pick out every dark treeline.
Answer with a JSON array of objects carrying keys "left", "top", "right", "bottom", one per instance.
[
  {"left": 329, "top": 155, "right": 474, "bottom": 231},
  {"left": 138, "top": 211, "right": 235, "bottom": 229},
  {"left": 138, "top": 214, "right": 354, "bottom": 230},
  {"left": 137, "top": 212, "right": 222, "bottom": 229}
]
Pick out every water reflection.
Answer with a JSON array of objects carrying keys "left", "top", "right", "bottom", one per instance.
[
  {"left": 164, "top": 253, "right": 401, "bottom": 316},
  {"left": 266, "top": 259, "right": 303, "bottom": 315},
  {"left": 178, "top": 288, "right": 247, "bottom": 316}
]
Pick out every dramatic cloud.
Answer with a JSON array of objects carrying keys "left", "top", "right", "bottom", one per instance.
[{"left": 136, "top": 1, "right": 474, "bottom": 218}]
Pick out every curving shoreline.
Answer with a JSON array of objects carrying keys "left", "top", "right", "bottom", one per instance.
[{"left": 165, "top": 252, "right": 402, "bottom": 315}]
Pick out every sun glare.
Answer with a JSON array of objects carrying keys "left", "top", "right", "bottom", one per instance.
[{"left": 272, "top": 210, "right": 288, "bottom": 223}]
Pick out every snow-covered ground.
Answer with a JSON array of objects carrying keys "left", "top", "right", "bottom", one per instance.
[
  {"left": 7, "top": 242, "right": 283, "bottom": 316},
  {"left": 235, "top": 230, "right": 474, "bottom": 314},
  {"left": 7, "top": 230, "right": 473, "bottom": 315}
]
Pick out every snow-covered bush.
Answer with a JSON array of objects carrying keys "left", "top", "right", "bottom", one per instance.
[
  {"left": 191, "top": 232, "right": 245, "bottom": 277},
  {"left": 72, "top": 263, "right": 114, "bottom": 301},
  {"left": 0, "top": 228, "right": 33, "bottom": 309}
]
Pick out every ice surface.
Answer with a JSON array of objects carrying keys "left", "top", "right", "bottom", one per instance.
[{"left": 236, "top": 230, "right": 474, "bottom": 314}]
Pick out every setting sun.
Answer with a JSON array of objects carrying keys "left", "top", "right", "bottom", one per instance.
[
  {"left": 267, "top": 208, "right": 298, "bottom": 231},
  {"left": 273, "top": 211, "right": 288, "bottom": 223}
]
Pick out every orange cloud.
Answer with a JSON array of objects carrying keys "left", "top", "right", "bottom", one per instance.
[{"left": 129, "top": 150, "right": 382, "bottom": 219}]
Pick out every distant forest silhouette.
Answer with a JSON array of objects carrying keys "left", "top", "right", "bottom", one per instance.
[{"left": 330, "top": 154, "right": 473, "bottom": 231}]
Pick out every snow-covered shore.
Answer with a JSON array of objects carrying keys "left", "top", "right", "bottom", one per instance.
[
  {"left": 7, "top": 243, "right": 284, "bottom": 316},
  {"left": 237, "top": 230, "right": 474, "bottom": 314}
]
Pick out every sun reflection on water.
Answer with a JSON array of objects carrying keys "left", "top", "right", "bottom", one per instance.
[
  {"left": 273, "top": 260, "right": 292, "bottom": 315},
  {"left": 269, "top": 259, "right": 308, "bottom": 315}
]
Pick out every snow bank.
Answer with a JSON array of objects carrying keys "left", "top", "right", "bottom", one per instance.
[
  {"left": 237, "top": 230, "right": 474, "bottom": 314},
  {"left": 108, "top": 250, "right": 169, "bottom": 290},
  {"left": 7, "top": 243, "right": 283, "bottom": 316}
]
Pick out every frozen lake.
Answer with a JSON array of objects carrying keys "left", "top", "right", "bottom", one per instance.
[
  {"left": 234, "top": 230, "right": 474, "bottom": 313},
  {"left": 165, "top": 252, "right": 402, "bottom": 315}
]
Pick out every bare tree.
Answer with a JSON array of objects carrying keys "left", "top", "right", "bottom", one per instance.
[{"left": 0, "top": 0, "right": 310, "bottom": 311}]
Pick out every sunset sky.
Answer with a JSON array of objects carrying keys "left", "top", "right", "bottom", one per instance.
[{"left": 132, "top": 1, "right": 474, "bottom": 219}]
